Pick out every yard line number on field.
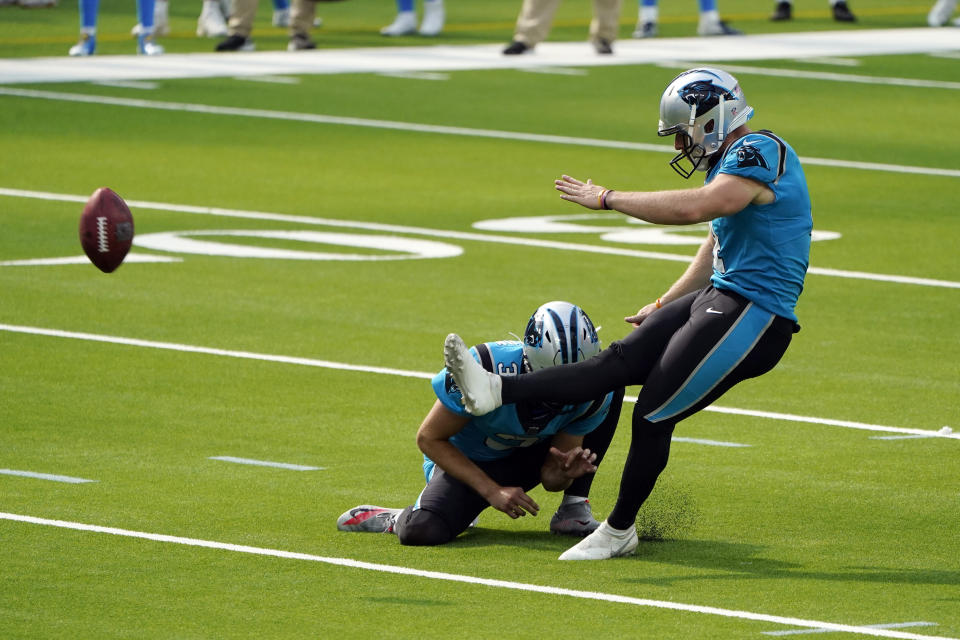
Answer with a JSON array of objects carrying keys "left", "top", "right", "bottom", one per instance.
[
  {"left": 1, "top": 323, "right": 955, "bottom": 441},
  {"left": 0, "top": 512, "right": 955, "bottom": 640},
  {"left": 2, "top": 187, "right": 958, "bottom": 290}
]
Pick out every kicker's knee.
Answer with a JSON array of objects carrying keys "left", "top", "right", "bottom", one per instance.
[{"left": 395, "top": 508, "right": 455, "bottom": 546}]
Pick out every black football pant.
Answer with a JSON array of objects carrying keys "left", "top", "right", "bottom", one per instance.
[{"left": 499, "top": 287, "right": 797, "bottom": 530}]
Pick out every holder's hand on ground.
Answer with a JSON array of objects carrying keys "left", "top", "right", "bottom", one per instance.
[
  {"left": 486, "top": 486, "right": 540, "bottom": 518},
  {"left": 548, "top": 446, "right": 598, "bottom": 479}
]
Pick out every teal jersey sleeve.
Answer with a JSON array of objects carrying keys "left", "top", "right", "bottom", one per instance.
[{"left": 716, "top": 133, "right": 782, "bottom": 186}]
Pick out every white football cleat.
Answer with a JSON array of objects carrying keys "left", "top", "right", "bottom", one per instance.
[
  {"left": 558, "top": 520, "right": 638, "bottom": 560},
  {"left": 68, "top": 34, "right": 96, "bottom": 56},
  {"left": 443, "top": 333, "right": 502, "bottom": 416},
  {"left": 380, "top": 10, "right": 417, "bottom": 36},
  {"left": 197, "top": 0, "right": 229, "bottom": 37},
  {"left": 697, "top": 17, "right": 742, "bottom": 36},
  {"left": 137, "top": 34, "right": 164, "bottom": 55},
  {"left": 418, "top": 0, "right": 444, "bottom": 36}
]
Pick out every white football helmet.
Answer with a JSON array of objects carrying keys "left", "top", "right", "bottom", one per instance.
[
  {"left": 522, "top": 301, "right": 601, "bottom": 372},
  {"left": 657, "top": 67, "right": 754, "bottom": 178}
]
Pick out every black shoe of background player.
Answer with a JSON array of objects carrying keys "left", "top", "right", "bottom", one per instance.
[
  {"left": 832, "top": 1, "right": 856, "bottom": 21},
  {"left": 503, "top": 40, "right": 530, "bottom": 55},
  {"left": 215, "top": 34, "right": 255, "bottom": 52},
  {"left": 770, "top": 1, "right": 792, "bottom": 20},
  {"left": 592, "top": 38, "right": 613, "bottom": 54},
  {"left": 288, "top": 32, "right": 316, "bottom": 51}
]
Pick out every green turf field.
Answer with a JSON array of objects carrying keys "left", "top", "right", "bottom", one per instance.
[{"left": 1, "top": 1, "right": 959, "bottom": 638}]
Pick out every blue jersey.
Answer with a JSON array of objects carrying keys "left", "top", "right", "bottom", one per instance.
[
  {"left": 706, "top": 130, "right": 812, "bottom": 322},
  {"left": 431, "top": 340, "right": 614, "bottom": 462}
]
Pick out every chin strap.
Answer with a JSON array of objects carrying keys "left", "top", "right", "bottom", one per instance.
[{"left": 717, "top": 94, "right": 726, "bottom": 148}]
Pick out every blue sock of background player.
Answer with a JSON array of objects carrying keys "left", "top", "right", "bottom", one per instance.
[
  {"left": 69, "top": 0, "right": 163, "bottom": 55},
  {"left": 134, "top": 0, "right": 164, "bottom": 54},
  {"left": 68, "top": 0, "right": 98, "bottom": 55}
]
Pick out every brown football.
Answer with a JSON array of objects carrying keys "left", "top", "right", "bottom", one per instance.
[{"left": 78, "top": 187, "right": 134, "bottom": 273}]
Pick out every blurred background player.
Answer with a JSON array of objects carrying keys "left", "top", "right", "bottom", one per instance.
[
  {"left": 380, "top": 0, "right": 445, "bottom": 36},
  {"left": 502, "top": 0, "right": 621, "bottom": 55},
  {"left": 633, "top": 0, "right": 741, "bottom": 38},
  {"left": 337, "top": 301, "right": 625, "bottom": 546},
  {"left": 69, "top": 0, "right": 164, "bottom": 55},
  {"left": 197, "top": 0, "right": 296, "bottom": 38},
  {"left": 287, "top": 0, "right": 319, "bottom": 49},
  {"left": 214, "top": 0, "right": 299, "bottom": 49},
  {"left": 132, "top": 0, "right": 168, "bottom": 37},
  {"left": 770, "top": 0, "right": 856, "bottom": 21},
  {"left": 927, "top": 0, "right": 959, "bottom": 25}
]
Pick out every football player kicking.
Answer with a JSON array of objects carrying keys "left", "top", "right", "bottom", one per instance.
[
  {"left": 337, "top": 301, "right": 624, "bottom": 546},
  {"left": 444, "top": 68, "right": 812, "bottom": 560}
]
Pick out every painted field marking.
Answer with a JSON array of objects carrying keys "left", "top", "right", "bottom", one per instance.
[
  {"left": 699, "top": 404, "right": 959, "bottom": 440},
  {"left": 2, "top": 323, "right": 957, "bottom": 442},
  {"left": 2, "top": 187, "right": 959, "bottom": 290},
  {"left": 232, "top": 75, "right": 301, "bottom": 84},
  {"left": 0, "top": 469, "right": 96, "bottom": 484},
  {"left": 0, "top": 254, "right": 181, "bottom": 267},
  {"left": 1, "top": 89, "right": 959, "bottom": 180},
  {"left": 657, "top": 61, "right": 960, "bottom": 90},
  {"left": 763, "top": 621, "right": 938, "bottom": 636},
  {"left": 1, "top": 511, "right": 956, "bottom": 640},
  {"left": 209, "top": 456, "right": 324, "bottom": 471},
  {"left": 672, "top": 437, "right": 751, "bottom": 447},
  {"left": 791, "top": 57, "right": 862, "bottom": 67},
  {"left": 91, "top": 80, "right": 160, "bottom": 90},
  {"left": 377, "top": 71, "right": 450, "bottom": 81},
  {"left": 1, "top": 28, "right": 957, "bottom": 86},
  {"left": 519, "top": 66, "right": 589, "bottom": 76}
]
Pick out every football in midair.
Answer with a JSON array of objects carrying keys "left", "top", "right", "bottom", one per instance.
[{"left": 78, "top": 187, "right": 134, "bottom": 273}]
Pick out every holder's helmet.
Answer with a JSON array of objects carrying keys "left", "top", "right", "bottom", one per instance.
[
  {"left": 657, "top": 68, "right": 753, "bottom": 178},
  {"left": 522, "top": 301, "right": 601, "bottom": 372}
]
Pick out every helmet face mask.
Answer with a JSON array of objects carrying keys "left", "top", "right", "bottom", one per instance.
[
  {"left": 657, "top": 68, "right": 754, "bottom": 179},
  {"left": 522, "top": 301, "right": 601, "bottom": 372}
]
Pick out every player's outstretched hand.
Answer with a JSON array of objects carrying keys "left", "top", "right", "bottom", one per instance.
[
  {"left": 555, "top": 175, "right": 607, "bottom": 210},
  {"left": 548, "top": 446, "right": 598, "bottom": 479},
  {"left": 488, "top": 486, "right": 540, "bottom": 519}
]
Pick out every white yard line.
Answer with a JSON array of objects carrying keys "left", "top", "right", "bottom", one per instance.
[
  {"left": 1, "top": 88, "right": 959, "bottom": 180},
  {"left": 0, "top": 469, "right": 96, "bottom": 483},
  {"left": 763, "top": 622, "right": 938, "bottom": 636},
  {"left": 672, "top": 437, "right": 752, "bottom": 447},
  {"left": 1, "top": 323, "right": 955, "bottom": 441},
  {"left": 656, "top": 61, "right": 960, "bottom": 90},
  {"left": 208, "top": 456, "right": 324, "bottom": 470},
  {"left": 0, "top": 28, "right": 957, "bottom": 85},
  {"left": 0, "top": 512, "right": 955, "bottom": 640},
  {"left": 2, "top": 187, "right": 958, "bottom": 289}
]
